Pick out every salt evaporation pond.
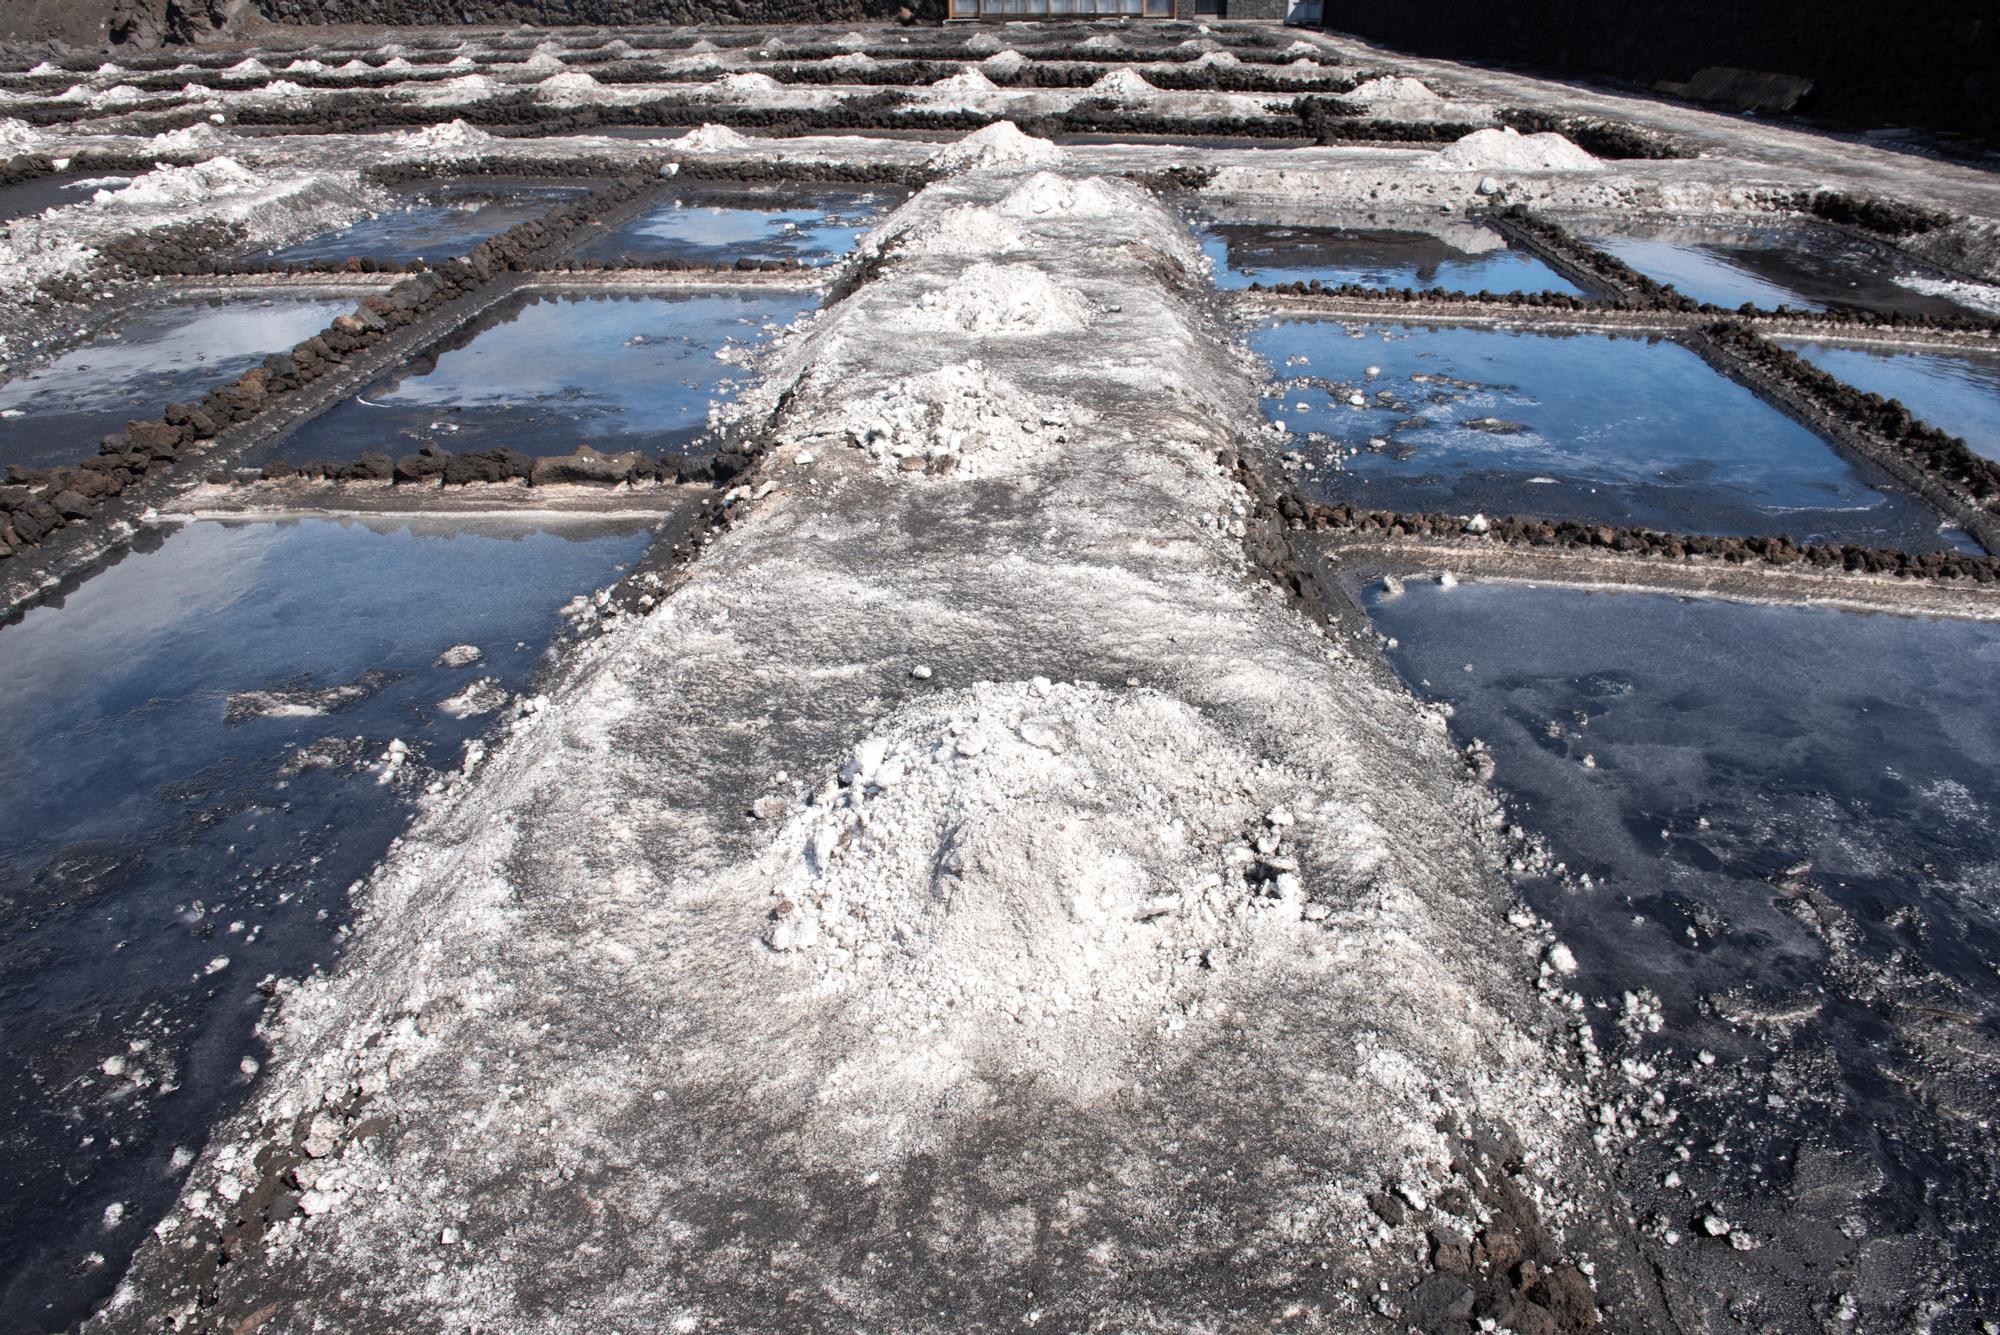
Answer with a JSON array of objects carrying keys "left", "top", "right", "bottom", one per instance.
[
  {"left": 1256, "top": 318, "right": 1973, "bottom": 550},
  {"left": 1779, "top": 338, "right": 2000, "bottom": 462},
  {"left": 253, "top": 178, "right": 595, "bottom": 264},
  {"left": 0, "top": 292, "right": 360, "bottom": 470},
  {"left": 0, "top": 515, "right": 658, "bottom": 1332},
  {"left": 1578, "top": 220, "right": 1986, "bottom": 318},
  {"left": 0, "top": 172, "right": 127, "bottom": 224},
  {"left": 570, "top": 182, "right": 906, "bottom": 265},
  {"left": 1364, "top": 579, "right": 2000, "bottom": 1313},
  {"left": 263, "top": 289, "right": 815, "bottom": 465},
  {"left": 1199, "top": 218, "right": 1583, "bottom": 295}
]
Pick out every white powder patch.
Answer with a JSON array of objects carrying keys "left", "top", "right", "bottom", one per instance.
[
  {"left": 437, "top": 678, "right": 510, "bottom": 720},
  {"left": 928, "top": 120, "right": 1064, "bottom": 172},
  {"left": 909, "top": 260, "right": 1094, "bottom": 335},
  {"left": 1428, "top": 126, "right": 1600, "bottom": 172}
]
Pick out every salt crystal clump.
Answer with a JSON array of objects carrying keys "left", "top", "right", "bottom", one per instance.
[
  {"left": 1078, "top": 33, "right": 1127, "bottom": 52},
  {"left": 27, "top": 61, "right": 62, "bottom": 77},
  {"left": 928, "top": 120, "right": 1064, "bottom": 172},
  {"left": 824, "top": 52, "right": 878, "bottom": 72},
  {"left": 1428, "top": 126, "right": 1599, "bottom": 172},
  {"left": 1088, "top": 68, "right": 1158, "bottom": 104},
  {"left": 963, "top": 30, "right": 1004, "bottom": 53},
  {"left": 93, "top": 156, "right": 262, "bottom": 208},
  {"left": 1189, "top": 49, "right": 1242, "bottom": 68},
  {"left": 997, "top": 171, "right": 1134, "bottom": 220},
  {"left": 285, "top": 58, "right": 328, "bottom": 74},
  {"left": 1283, "top": 40, "right": 1322, "bottom": 58},
  {"left": 848, "top": 362, "right": 1070, "bottom": 478},
  {"left": 1342, "top": 75, "right": 1442, "bottom": 107},
  {"left": 396, "top": 118, "right": 494, "bottom": 153},
  {"left": 878, "top": 202, "right": 1031, "bottom": 259},
  {"left": 91, "top": 84, "right": 149, "bottom": 108},
  {"left": 909, "top": 261, "right": 1093, "bottom": 336},
  {"left": 513, "top": 50, "right": 566, "bottom": 76},
  {"left": 833, "top": 31, "right": 870, "bottom": 50},
  {"left": 675, "top": 122, "right": 752, "bottom": 154}
]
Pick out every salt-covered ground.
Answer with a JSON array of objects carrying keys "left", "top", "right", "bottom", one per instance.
[
  {"left": 2, "top": 16, "right": 1998, "bottom": 1334},
  {"left": 83, "top": 150, "right": 1662, "bottom": 1334}
]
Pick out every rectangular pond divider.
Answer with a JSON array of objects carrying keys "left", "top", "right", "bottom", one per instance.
[
  {"left": 1777, "top": 338, "right": 2000, "bottom": 463},
  {"left": 250, "top": 178, "right": 599, "bottom": 266}
]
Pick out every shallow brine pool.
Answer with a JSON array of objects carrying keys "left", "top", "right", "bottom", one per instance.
[
  {"left": 1779, "top": 338, "right": 2000, "bottom": 462},
  {"left": 251, "top": 178, "right": 596, "bottom": 265},
  {"left": 1576, "top": 220, "right": 1993, "bottom": 319},
  {"left": 571, "top": 182, "right": 906, "bottom": 266},
  {"left": 0, "top": 293, "right": 360, "bottom": 470},
  {"left": 261, "top": 289, "right": 815, "bottom": 466},
  {"left": 1363, "top": 578, "right": 2000, "bottom": 1314},
  {"left": 1255, "top": 318, "right": 1972, "bottom": 550},
  {"left": 0, "top": 514, "right": 658, "bottom": 1331},
  {"left": 1199, "top": 217, "right": 1583, "bottom": 295}
]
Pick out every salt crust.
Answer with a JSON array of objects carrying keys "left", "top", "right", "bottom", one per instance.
[
  {"left": 394, "top": 119, "right": 494, "bottom": 154},
  {"left": 148, "top": 123, "right": 228, "bottom": 154},
  {"left": 1428, "top": 125, "right": 1600, "bottom": 173},
  {"left": 927, "top": 120, "right": 1064, "bottom": 172}
]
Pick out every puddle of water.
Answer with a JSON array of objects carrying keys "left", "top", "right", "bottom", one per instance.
[
  {"left": 1578, "top": 220, "right": 1986, "bottom": 319},
  {"left": 0, "top": 173, "right": 129, "bottom": 225},
  {"left": 1362, "top": 579, "right": 2000, "bottom": 1309},
  {"left": 570, "top": 182, "right": 906, "bottom": 265},
  {"left": 0, "top": 293, "right": 361, "bottom": 470},
  {"left": 1255, "top": 318, "right": 1975, "bottom": 550},
  {"left": 253, "top": 179, "right": 595, "bottom": 265},
  {"left": 0, "top": 514, "right": 657, "bottom": 1333},
  {"left": 262, "top": 289, "right": 815, "bottom": 466},
  {"left": 1779, "top": 338, "right": 2000, "bottom": 462},
  {"left": 1199, "top": 218, "right": 1583, "bottom": 295}
]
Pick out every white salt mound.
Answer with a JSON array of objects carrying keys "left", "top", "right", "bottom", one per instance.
[
  {"left": 676, "top": 122, "right": 752, "bottom": 154},
  {"left": 148, "top": 122, "right": 228, "bottom": 154},
  {"left": 963, "top": 30, "right": 1004, "bottom": 53},
  {"left": 534, "top": 71, "right": 610, "bottom": 103},
  {"left": 1089, "top": 68, "right": 1158, "bottom": 103},
  {"left": 93, "top": 156, "right": 261, "bottom": 208},
  {"left": 824, "top": 52, "right": 879, "bottom": 72},
  {"left": 710, "top": 71, "right": 784, "bottom": 99},
  {"left": 0, "top": 119, "right": 46, "bottom": 151},
  {"left": 928, "top": 120, "right": 1064, "bottom": 172},
  {"left": 222, "top": 58, "right": 271, "bottom": 79},
  {"left": 396, "top": 118, "right": 494, "bottom": 153},
  {"left": 848, "top": 362, "right": 1069, "bottom": 478},
  {"left": 921, "top": 68, "right": 1001, "bottom": 103},
  {"left": 1343, "top": 75, "right": 1442, "bottom": 106},
  {"left": 1429, "top": 126, "right": 1599, "bottom": 172},
  {"left": 979, "top": 50, "right": 1029, "bottom": 78},
  {"left": 910, "top": 261, "right": 1094, "bottom": 336}
]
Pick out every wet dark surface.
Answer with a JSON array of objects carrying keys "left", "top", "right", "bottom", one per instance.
[
  {"left": 570, "top": 181, "right": 904, "bottom": 265},
  {"left": 261, "top": 288, "right": 816, "bottom": 466},
  {"left": 0, "top": 293, "right": 362, "bottom": 470},
  {"left": 251, "top": 178, "right": 595, "bottom": 264},
  {"left": 1254, "top": 317, "right": 1975, "bottom": 551},
  {"left": 1780, "top": 338, "right": 2000, "bottom": 463},
  {"left": 1578, "top": 220, "right": 1993, "bottom": 319},
  {"left": 1199, "top": 218, "right": 1583, "bottom": 294},
  {"left": 0, "top": 515, "right": 657, "bottom": 1335},
  {"left": 1364, "top": 580, "right": 2000, "bottom": 1324}
]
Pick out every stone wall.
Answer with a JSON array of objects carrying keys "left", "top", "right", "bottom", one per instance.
[{"left": 1322, "top": 0, "right": 1997, "bottom": 142}]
